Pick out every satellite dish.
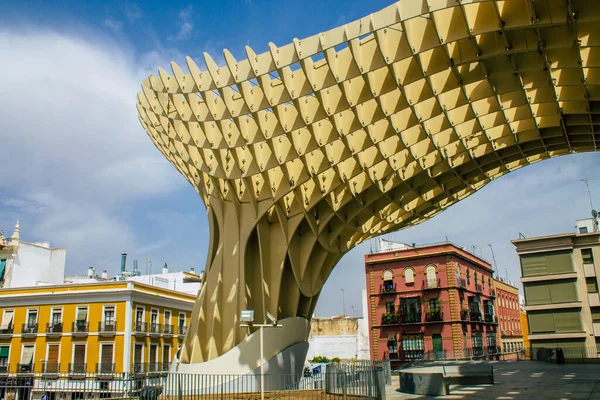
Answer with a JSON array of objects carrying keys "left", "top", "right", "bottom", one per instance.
[{"left": 593, "top": 209, "right": 598, "bottom": 219}]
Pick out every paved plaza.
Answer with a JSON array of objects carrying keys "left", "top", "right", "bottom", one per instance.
[{"left": 386, "top": 361, "right": 600, "bottom": 400}]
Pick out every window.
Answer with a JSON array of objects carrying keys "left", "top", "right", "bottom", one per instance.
[
  {"left": 19, "top": 345, "right": 34, "bottom": 371},
  {"left": 0, "top": 310, "right": 14, "bottom": 332},
  {"left": 383, "top": 269, "right": 395, "bottom": 291},
  {"left": 529, "top": 311, "right": 582, "bottom": 333},
  {"left": 524, "top": 280, "right": 578, "bottom": 305},
  {"left": 47, "top": 344, "right": 59, "bottom": 373},
  {"left": 75, "top": 307, "right": 88, "bottom": 332},
  {"left": 486, "top": 333, "right": 497, "bottom": 353},
  {"left": 104, "top": 306, "right": 115, "bottom": 324},
  {"left": 426, "top": 265, "right": 437, "bottom": 288},
  {"left": 385, "top": 302, "right": 395, "bottom": 314},
  {"left": 133, "top": 343, "right": 144, "bottom": 372},
  {"left": 178, "top": 313, "right": 186, "bottom": 328},
  {"left": 402, "top": 335, "right": 424, "bottom": 360},
  {"left": 521, "top": 250, "right": 573, "bottom": 277},
  {"left": 151, "top": 310, "right": 158, "bottom": 325},
  {"left": 429, "top": 298, "right": 440, "bottom": 313},
  {"left": 149, "top": 344, "right": 158, "bottom": 371},
  {"left": 387, "top": 337, "right": 398, "bottom": 359},
  {"left": 400, "top": 297, "right": 421, "bottom": 323},
  {"left": 26, "top": 309, "right": 38, "bottom": 326},
  {"left": 164, "top": 311, "right": 171, "bottom": 326},
  {"left": 51, "top": 308, "right": 62, "bottom": 326},
  {"left": 100, "top": 344, "right": 114, "bottom": 373},
  {"left": 580, "top": 227, "right": 589, "bottom": 234},
  {"left": 404, "top": 267, "right": 415, "bottom": 284},
  {"left": 72, "top": 344, "right": 86, "bottom": 373},
  {"left": 472, "top": 333, "right": 483, "bottom": 357},
  {"left": 162, "top": 345, "right": 171, "bottom": 370},
  {"left": 592, "top": 308, "right": 600, "bottom": 322},
  {"left": 587, "top": 278, "right": 599, "bottom": 294},
  {"left": 582, "top": 249, "right": 594, "bottom": 264},
  {"left": 136, "top": 307, "right": 144, "bottom": 323},
  {"left": 0, "top": 346, "right": 9, "bottom": 372}
]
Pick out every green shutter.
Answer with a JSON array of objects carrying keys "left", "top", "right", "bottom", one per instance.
[
  {"left": 521, "top": 254, "right": 548, "bottom": 277},
  {"left": 546, "top": 252, "right": 574, "bottom": 274},
  {"left": 551, "top": 281, "right": 579, "bottom": 303},
  {"left": 0, "top": 346, "right": 8, "bottom": 357},
  {"left": 525, "top": 283, "right": 551, "bottom": 305},
  {"left": 554, "top": 311, "right": 582, "bottom": 333},
  {"left": 0, "top": 259, "right": 5, "bottom": 280},
  {"left": 529, "top": 313, "right": 555, "bottom": 333},
  {"left": 591, "top": 308, "right": 600, "bottom": 322},
  {"left": 587, "top": 278, "right": 599, "bottom": 294}
]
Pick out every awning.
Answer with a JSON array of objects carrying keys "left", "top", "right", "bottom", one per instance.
[
  {"left": 0, "top": 311, "right": 13, "bottom": 330},
  {"left": 20, "top": 346, "right": 34, "bottom": 364},
  {"left": 76, "top": 308, "right": 88, "bottom": 321},
  {"left": 0, "top": 347, "right": 9, "bottom": 357}
]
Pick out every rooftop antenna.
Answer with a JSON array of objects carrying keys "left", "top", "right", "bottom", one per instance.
[
  {"left": 488, "top": 244, "right": 501, "bottom": 279},
  {"left": 581, "top": 178, "right": 599, "bottom": 231}
]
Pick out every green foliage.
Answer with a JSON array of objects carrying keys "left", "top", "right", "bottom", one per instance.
[
  {"left": 331, "top": 357, "right": 341, "bottom": 363},
  {"left": 381, "top": 312, "right": 398, "bottom": 325},
  {"left": 311, "top": 355, "right": 330, "bottom": 363}
]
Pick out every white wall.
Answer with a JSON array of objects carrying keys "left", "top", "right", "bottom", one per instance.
[{"left": 9, "top": 242, "right": 66, "bottom": 287}]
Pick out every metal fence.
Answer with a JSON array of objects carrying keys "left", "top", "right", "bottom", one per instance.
[
  {"left": 532, "top": 346, "right": 600, "bottom": 364},
  {"left": 0, "top": 362, "right": 388, "bottom": 400}
]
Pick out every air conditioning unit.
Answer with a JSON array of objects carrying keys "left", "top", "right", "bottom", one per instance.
[{"left": 501, "top": 330, "right": 506, "bottom": 335}]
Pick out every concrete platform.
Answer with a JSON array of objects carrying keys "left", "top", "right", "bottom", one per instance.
[{"left": 387, "top": 360, "right": 600, "bottom": 399}]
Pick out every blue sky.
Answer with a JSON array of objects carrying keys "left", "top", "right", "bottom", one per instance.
[{"left": 1, "top": 0, "right": 599, "bottom": 318}]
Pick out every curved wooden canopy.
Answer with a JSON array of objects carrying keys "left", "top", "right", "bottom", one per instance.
[{"left": 137, "top": 0, "right": 600, "bottom": 363}]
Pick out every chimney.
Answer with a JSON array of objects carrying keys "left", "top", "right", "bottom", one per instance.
[
  {"left": 120, "top": 253, "right": 127, "bottom": 273},
  {"left": 88, "top": 267, "right": 94, "bottom": 278},
  {"left": 190, "top": 267, "right": 195, "bottom": 274},
  {"left": 163, "top": 263, "right": 168, "bottom": 274},
  {"left": 102, "top": 270, "right": 108, "bottom": 280}
]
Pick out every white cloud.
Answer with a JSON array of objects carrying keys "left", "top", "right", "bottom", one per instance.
[
  {"left": 104, "top": 18, "right": 123, "bottom": 33},
  {"left": 125, "top": 3, "right": 142, "bottom": 22},
  {"left": 169, "top": 5, "right": 193, "bottom": 41},
  {"left": 0, "top": 29, "right": 190, "bottom": 273}
]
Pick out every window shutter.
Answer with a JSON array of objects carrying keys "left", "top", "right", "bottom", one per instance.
[
  {"left": 162, "top": 346, "right": 170, "bottom": 364},
  {"left": 554, "top": 311, "right": 581, "bottom": 333},
  {"left": 551, "top": 281, "right": 579, "bottom": 303},
  {"left": 521, "top": 254, "right": 547, "bottom": 276},
  {"left": 383, "top": 270, "right": 393, "bottom": 281},
  {"left": 529, "top": 313, "right": 554, "bottom": 333},
  {"left": 0, "top": 311, "right": 14, "bottom": 330},
  {"left": 101, "top": 344, "right": 113, "bottom": 366},
  {"left": 149, "top": 345, "right": 157, "bottom": 364},
  {"left": 591, "top": 308, "right": 600, "bottom": 322},
  {"left": 546, "top": 251, "right": 573, "bottom": 274},
  {"left": 20, "top": 346, "right": 34, "bottom": 364},
  {"left": 0, "top": 346, "right": 9, "bottom": 357},
  {"left": 76, "top": 308, "right": 87, "bottom": 321},
  {"left": 134, "top": 345, "right": 143, "bottom": 364},
  {"left": 47, "top": 345, "right": 59, "bottom": 364},
  {"left": 587, "top": 278, "right": 599, "bottom": 294},
  {"left": 525, "top": 283, "right": 551, "bottom": 305},
  {"left": 74, "top": 344, "right": 86, "bottom": 365}
]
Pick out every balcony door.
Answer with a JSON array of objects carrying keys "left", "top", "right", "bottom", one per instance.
[
  {"left": 47, "top": 344, "right": 59, "bottom": 373},
  {"left": 133, "top": 343, "right": 143, "bottom": 372},
  {"left": 149, "top": 344, "right": 158, "bottom": 371},
  {"left": 73, "top": 344, "right": 86, "bottom": 372},
  {"left": 100, "top": 344, "right": 113, "bottom": 373},
  {"left": 432, "top": 334, "right": 443, "bottom": 359}
]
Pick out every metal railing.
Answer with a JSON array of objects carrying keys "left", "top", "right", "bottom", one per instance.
[
  {"left": 68, "top": 362, "right": 86, "bottom": 375},
  {"left": 163, "top": 324, "right": 174, "bottom": 335},
  {"left": 0, "top": 362, "right": 388, "bottom": 399},
  {"left": 380, "top": 282, "right": 397, "bottom": 293},
  {"left": 46, "top": 322, "right": 63, "bottom": 334},
  {"left": 42, "top": 362, "right": 60, "bottom": 374},
  {"left": 0, "top": 326, "right": 13, "bottom": 335},
  {"left": 425, "top": 311, "right": 443, "bottom": 322},
  {"left": 149, "top": 323, "right": 162, "bottom": 335},
  {"left": 0, "top": 364, "right": 8, "bottom": 374},
  {"left": 423, "top": 278, "right": 440, "bottom": 289},
  {"left": 469, "top": 310, "right": 482, "bottom": 321},
  {"left": 178, "top": 325, "right": 187, "bottom": 336},
  {"left": 400, "top": 312, "right": 422, "bottom": 324},
  {"left": 98, "top": 320, "right": 116, "bottom": 333},
  {"left": 95, "top": 363, "right": 115, "bottom": 375},
  {"left": 134, "top": 321, "right": 148, "bottom": 333},
  {"left": 532, "top": 346, "right": 600, "bottom": 363},
  {"left": 21, "top": 323, "right": 37, "bottom": 335},
  {"left": 72, "top": 320, "right": 89, "bottom": 333},
  {"left": 17, "top": 363, "right": 34, "bottom": 373},
  {"left": 380, "top": 312, "right": 399, "bottom": 326},
  {"left": 484, "top": 313, "right": 497, "bottom": 323}
]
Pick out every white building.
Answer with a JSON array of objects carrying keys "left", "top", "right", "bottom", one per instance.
[{"left": 0, "top": 221, "right": 67, "bottom": 288}]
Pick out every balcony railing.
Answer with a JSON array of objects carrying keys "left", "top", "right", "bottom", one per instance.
[
  {"left": 425, "top": 311, "right": 443, "bottom": 322},
  {"left": 162, "top": 362, "right": 171, "bottom": 371},
  {"left": 484, "top": 313, "right": 497, "bottom": 323},
  {"left": 381, "top": 312, "right": 399, "bottom": 326},
  {"left": 72, "top": 321, "right": 89, "bottom": 335},
  {"left": 423, "top": 278, "right": 440, "bottom": 290},
  {"left": 134, "top": 321, "right": 148, "bottom": 334},
  {"left": 149, "top": 323, "right": 162, "bottom": 335},
  {"left": 163, "top": 324, "right": 174, "bottom": 335},
  {"left": 132, "top": 363, "right": 147, "bottom": 374},
  {"left": 469, "top": 310, "right": 482, "bottom": 322},
  {"left": 148, "top": 362, "right": 162, "bottom": 373},
  {"left": 17, "top": 363, "right": 34, "bottom": 374},
  {"left": 0, "top": 326, "right": 13, "bottom": 336},
  {"left": 0, "top": 364, "right": 9, "bottom": 374},
  {"left": 99, "top": 321, "right": 117, "bottom": 335},
  {"left": 46, "top": 323, "right": 63, "bottom": 336},
  {"left": 400, "top": 312, "right": 422, "bottom": 324},
  {"left": 460, "top": 310, "right": 469, "bottom": 321},
  {"left": 178, "top": 326, "right": 187, "bottom": 336},
  {"left": 68, "top": 362, "right": 86, "bottom": 375},
  {"left": 380, "top": 283, "right": 397, "bottom": 294},
  {"left": 42, "top": 362, "right": 60, "bottom": 375},
  {"left": 21, "top": 323, "right": 38, "bottom": 337},
  {"left": 96, "top": 363, "right": 115, "bottom": 375}
]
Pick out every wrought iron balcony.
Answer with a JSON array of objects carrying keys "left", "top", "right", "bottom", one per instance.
[
  {"left": 163, "top": 324, "right": 174, "bottom": 336},
  {"left": 0, "top": 364, "right": 9, "bottom": 374},
  {"left": 460, "top": 310, "right": 469, "bottom": 321},
  {"left": 381, "top": 312, "right": 400, "bottom": 326},
  {"left": 21, "top": 323, "right": 38, "bottom": 338},
  {"left": 0, "top": 326, "right": 13, "bottom": 338},
  {"left": 149, "top": 323, "right": 162, "bottom": 336},
  {"left": 72, "top": 321, "right": 89, "bottom": 336},
  {"left": 68, "top": 362, "right": 86, "bottom": 376},
  {"left": 162, "top": 362, "right": 171, "bottom": 371},
  {"left": 178, "top": 325, "right": 187, "bottom": 337},
  {"left": 46, "top": 323, "right": 63, "bottom": 337},
  {"left": 484, "top": 314, "right": 498, "bottom": 324},
  {"left": 148, "top": 362, "right": 162, "bottom": 374},
  {"left": 400, "top": 312, "right": 422, "bottom": 324},
  {"left": 425, "top": 311, "right": 443, "bottom": 322},
  {"left": 17, "top": 363, "right": 34, "bottom": 374},
  {"left": 134, "top": 321, "right": 148, "bottom": 336},
  {"left": 95, "top": 363, "right": 115, "bottom": 376},
  {"left": 469, "top": 310, "right": 482, "bottom": 322},
  {"left": 423, "top": 278, "right": 440, "bottom": 290},
  {"left": 42, "top": 362, "right": 60, "bottom": 375},
  {"left": 380, "top": 283, "right": 397, "bottom": 294},
  {"left": 98, "top": 321, "right": 116, "bottom": 336},
  {"left": 132, "top": 363, "right": 147, "bottom": 374}
]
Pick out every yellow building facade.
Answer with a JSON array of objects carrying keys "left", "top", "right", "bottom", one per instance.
[{"left": 0, "top": 280, "right": 194, "bottom": 381}]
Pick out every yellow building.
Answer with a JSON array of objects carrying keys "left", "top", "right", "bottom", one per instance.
[
  {"left": 520, "top": 310, "right": 530, "bottom": 358},
  {"left": 0, "top": 279, "right": 196, "bottom": 399}
]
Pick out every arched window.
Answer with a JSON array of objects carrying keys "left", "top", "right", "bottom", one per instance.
[
  {"left": 426, "top": 265, "right": 437, "bottom": 288},
  {"left": 404, "top": 267, "right": 415, "bottom": 284},
  {"left": 382, "top": 269, "right": 394, "bottom": 292}
]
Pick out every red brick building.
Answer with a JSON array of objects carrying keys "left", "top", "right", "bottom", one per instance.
[
  {"left": 365, "top": 242, "right": 498, "bottom": 366},
  {"left": 493, "top": 277, "right": 524, "bottom": 356}
]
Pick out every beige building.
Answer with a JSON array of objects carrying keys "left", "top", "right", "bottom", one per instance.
[{"left": 512, "top": 218, "right": 600, "bottom": 354}]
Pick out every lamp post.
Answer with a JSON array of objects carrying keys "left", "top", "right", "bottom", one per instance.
[
  {"left": 340, "top": 289, "right": 346, "bottom": 317},
  {"left": 240, "top": 310, "right": 282, "bottom": 400}
]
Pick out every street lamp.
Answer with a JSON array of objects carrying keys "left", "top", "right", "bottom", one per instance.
[
  {"left": 240, "top": 310, "right": 282, "bottom": 400},
  {"left": 340, "top": 289, "right": 346, "bottom": 317}
]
